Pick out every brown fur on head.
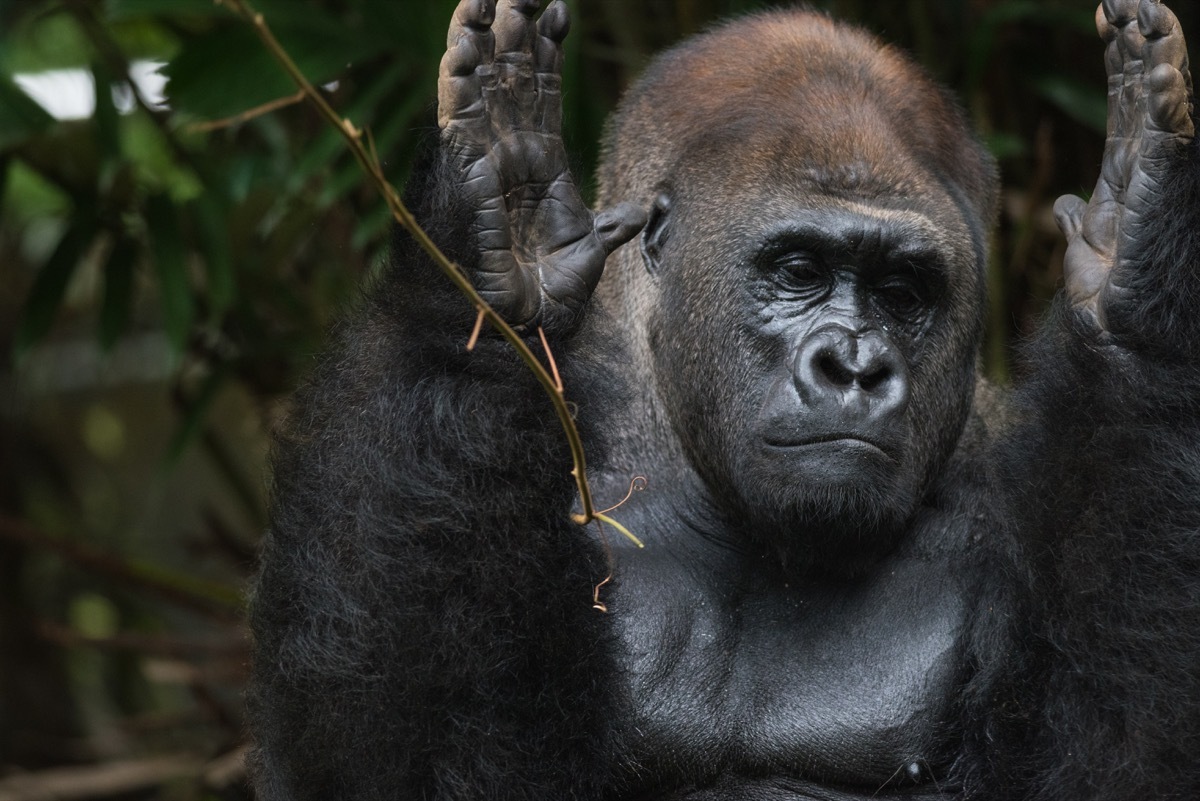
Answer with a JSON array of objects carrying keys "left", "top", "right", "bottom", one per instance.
[
  {"left": 594, "top": 8, "right": 997, "bottom": 320},
  {"left": 597, "top": 9, "right": 997, "bottom": 221}
]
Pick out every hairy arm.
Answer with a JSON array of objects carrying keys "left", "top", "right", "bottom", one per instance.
[
  {"left": 248, "top": 2, "right": 643, "bottom": 798},
  {"left": 964, "top": 3, "right": 1200, "bottom": 798}
]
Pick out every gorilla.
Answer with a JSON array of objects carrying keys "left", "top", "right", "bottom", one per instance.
[{"left": 249, "top": 0, "right": 1200, "bottom": 798}]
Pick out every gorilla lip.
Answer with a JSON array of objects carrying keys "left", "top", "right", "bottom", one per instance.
[{"left": 763, "top": 434, "right": 892, "bottom": 460}]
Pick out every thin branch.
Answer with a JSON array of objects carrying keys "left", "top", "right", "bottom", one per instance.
[
  {"left": 538, "top": 325, "right": 564, "bottom": 392},
  {"left": 36, "top": 622, "right": 247, "bottom": 659},
  {"left": 187, "top": 90, "right": 306, "bottom": 132},
  {"left": 0, "top": 755, "right": 206, "bottom": 801},
  {"left": 466, "top": 308, "right": 486, "bottom": 352},
  {"left": 594, "top": 512, "right": 644, "bottom": 549},
  {"left": 0, "top": 516, "right": 243, "bottom": 621},
  {"left": 216, "top": 0, "right": 620, "bottom": 535}
]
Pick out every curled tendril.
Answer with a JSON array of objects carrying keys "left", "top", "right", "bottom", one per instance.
[
  {"left": 592, "top": 574, "right": 612, "bottom": 612},
  {"left": 598, "top": 476, "right": 648, "bottom": 515}
]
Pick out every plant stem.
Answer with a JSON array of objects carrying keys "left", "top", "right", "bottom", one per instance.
[{"left": 218, "top": 0, "right": 620, "bottom": 535}]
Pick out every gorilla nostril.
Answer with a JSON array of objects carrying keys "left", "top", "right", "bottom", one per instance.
[
  {"left": 859, "top": 365, "right": 892, "bottom": 393},
  {"left": 818, "top": 353, "right": 855, "bottom": 387}
]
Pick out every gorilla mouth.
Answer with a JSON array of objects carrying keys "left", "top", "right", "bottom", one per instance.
[{"left": 763, "top": 434, "right": 893, "bottom": 460}]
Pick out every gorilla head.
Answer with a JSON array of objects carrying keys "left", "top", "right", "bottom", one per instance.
[{"left": 595, "top": 10, "right": 999, "bottom": 574}]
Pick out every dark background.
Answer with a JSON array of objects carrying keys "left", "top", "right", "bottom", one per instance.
[{"left": 0, "top": 0, "right": 1194, "bottom": 798}]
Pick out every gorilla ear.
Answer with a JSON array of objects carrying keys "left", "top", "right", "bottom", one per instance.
[{"left": 640, "top": 193, "right": 672, "bottom": 274}]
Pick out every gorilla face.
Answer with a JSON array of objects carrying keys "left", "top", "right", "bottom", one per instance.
[
  {"left": 643, "top": 150, "right": 985, "bottom": 573},
  {"left": 596, "top": 8, "right": 998, "bottom": 574}
]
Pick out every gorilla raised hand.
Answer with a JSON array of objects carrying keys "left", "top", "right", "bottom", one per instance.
[
  {"left": 437, "top": 0, "right": 643, "bottom": 333},
  {"left": 1057, "top": 0, "right": 1198, "bottom": 348},
  {"left": 250, "top": 1, "right": 1200, "bottom": 799}
]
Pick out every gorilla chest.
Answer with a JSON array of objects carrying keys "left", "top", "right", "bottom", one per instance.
[{"left": 613, "top": 548, "right": 966, "bottom": 788}]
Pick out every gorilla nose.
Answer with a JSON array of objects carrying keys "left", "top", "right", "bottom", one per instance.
[{"left": 794, "top": 326, "right": 909, "bottom": 417}]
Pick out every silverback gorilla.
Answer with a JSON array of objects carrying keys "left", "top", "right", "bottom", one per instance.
[{"left": 249, "top": 0, "right": 1200, "bottom": 798}]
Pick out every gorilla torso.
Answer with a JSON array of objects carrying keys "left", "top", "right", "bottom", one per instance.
[{"left": 608, "top": 447, "right": 989, "bottom": 795}]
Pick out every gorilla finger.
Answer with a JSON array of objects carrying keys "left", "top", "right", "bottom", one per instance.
[
  {"left": 447, "top": 0, "right": 496, "bottom": 48},
  {"left": 1096, "top": 3, "right": 1118, "bottom": 42},
  {"left": 534, "top": 1, "right": 569, "bottom": 75},
  {"left": 1140, "top": 3, "right": 1189, "bottom": 79},
  {"left": 537, "top": 1, "right": 570, "bottom": 46},
  {"left": 438, "top": 40, "right": 489, "bottom": 129},
  {"left": 1138, "top": 0, "right": 1174, "bottom": 39},
  {"left": 1146, "top": 63, "right": 1195, "bottom": 138},
  {"left": 1098, "top": 8, "right": 1126, "bottom": 139},
  {"left": 493, "top": 0, "right": 540, "bottom": 57},
  {"left": 1102, "top": 0, "right": 1139, "bottom": 26},
  {"left": 535, "top": 74, "right": 563, "bottom": 135},
  {"left": 1103, "top": 16, "right": 1149, "bottom": 142},
  {"left": 1104, "top": 0, "right": 1142, "bottom": 101},
  {"left": 1118, "top": 11, "right": 1148, "bottom": 66},
  {"left": 441, "top": 35, "right": 487, "bottom": 78},
  {"left": 1053, "top": 194, "right": 1087, "bottom": 240},
  {"left": 595, "top": 202, "right": 649, "bottom": 255}
]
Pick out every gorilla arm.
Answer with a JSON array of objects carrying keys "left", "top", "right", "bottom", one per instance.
[
  {"left": 961, "top": 2, "right": 1200, "bottom": 798},
  {"left": 248, "top": 2, "right": 642, "bottom": 799}
]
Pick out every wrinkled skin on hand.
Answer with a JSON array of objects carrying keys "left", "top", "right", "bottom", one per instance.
[
  {"left": 1055, "top": 0, "right": 1195, "bottom": 334},
  {"left": 437, "top": 0, "right": 646, "bottom": 334}
]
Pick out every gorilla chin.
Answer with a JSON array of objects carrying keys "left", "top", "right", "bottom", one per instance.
[{"left": 734, "top": 438, "right": 920, "bottom": 576}]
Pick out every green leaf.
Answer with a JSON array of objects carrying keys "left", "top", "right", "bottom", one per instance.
[
  {"left": 144, "top": 196, "right": 194, "bottom": 352},
  {"left": 127, "top": 556, "right": 244, "bottom": 609},
  {"left": 316, "top": 77, "right": 430, "bottom": 209},
  {"left": 107, "top": 18, "right": 183, "bottom": 63},
  {"left": 14, "top": 218, "right": 98, "bottom": 356},
  {"left": 985, "top": 131, "right": 1027, "bottom": 160},
  {"left": 105, "top": 0, "right": 222, "bottom": 20},
  {"left": 2, "top": 159, "right": 71, "bottom": 222},
  {"left": 965, "top": 4, "right": 1096, "bottom": 96},
  {"left": 287, "top": 59, "right": 410, "bottom": 193},
  {"left": 166, "top": 365, "right": 228, "bottom": 464},
  {"left": 357, "top": 0, "right": 460, "bottom": 60},
  {"left": 92, "top": 63, "right": 122, "bottom": 162},
  {"left": 0, "top": 156, "right": 9, "bottom": 221},
  {"left": 0, "top": 12, "right": 92, "bottom": 73},
  {"left": 1033, "top": 74, "right": 1107, "bottom": 134},
  {"left": 188, "top": 196, "right": 235, "bottom": 315},
  {"left": 163, "top": 12, "right": 387, "bottom": 121},
  {"left": 99, "top": 237, "right": 138, "bottom": 350},
  {"left": 161, "top": 26, "right": 295, "bottom": 120},
  {"left": 120, "top": 112, "right": 203, "bottom": 201},
  {"left": 0, "top": 76, "right": 56, "bottom": 150}
]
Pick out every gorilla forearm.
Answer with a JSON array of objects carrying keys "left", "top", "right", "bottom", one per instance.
[
  {"left": 252, "top": 1, "right": 646, "bottom": 793},
  {"left": 963, "top": 296, "right": 1200, "bottom": 799},
  {"left": 972, "top": 24, "right": 1200, "bottom": 793},
  {"left": 249, "top": 166, "right": 622, "bottom": 801},
  {"left": 1102, "top": 134, "right": 1200, "bottom": 360}
]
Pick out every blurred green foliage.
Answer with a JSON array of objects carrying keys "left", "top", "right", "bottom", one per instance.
[{"left": 0, "top": 0, "right": 1193, "bottom": 797}]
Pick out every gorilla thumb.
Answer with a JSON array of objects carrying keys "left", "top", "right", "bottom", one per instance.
[{"left": 595, "top": 202, "right": 649, "bottom": 255}]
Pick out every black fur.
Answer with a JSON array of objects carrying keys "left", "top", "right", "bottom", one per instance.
[
  {"left": 249, "top": 147, "right": 628, "bottom": 800},
  {"left": 250, "top": 7, "right": 1200, "bottom": 800},
  {"left": 959, "top": 133, "right": 1200, "bottom": 801}
]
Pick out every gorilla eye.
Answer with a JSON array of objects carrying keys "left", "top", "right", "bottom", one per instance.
[
  {"left": 773, "top": 252, "right": 829, "bottom": 296},
  {"left": 875, "top": 276, "right": 927, "bottom": 319}
]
